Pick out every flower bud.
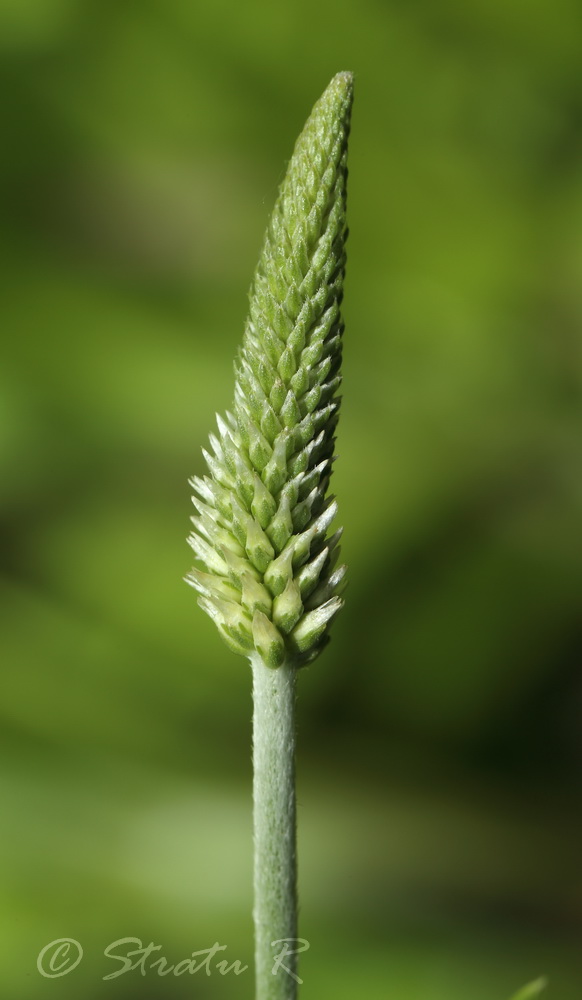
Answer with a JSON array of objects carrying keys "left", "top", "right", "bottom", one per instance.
[
  {"left": 252, "top": 612, "right": 285, "bottom": 669},
  {"left": 289, "top": 597, "right": 343, "bottom": 654},
  {"left": 273, "top": 578, "right": 303, "bottom": 635}
]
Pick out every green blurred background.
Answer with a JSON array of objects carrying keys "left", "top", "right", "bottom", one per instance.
[{"left": 1, "top": 0, "right": 581, "bottom": 997}]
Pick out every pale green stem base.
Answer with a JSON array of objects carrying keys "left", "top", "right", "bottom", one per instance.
[{"left": 251, "top": 653, "right": 298, "bottom": 1000}]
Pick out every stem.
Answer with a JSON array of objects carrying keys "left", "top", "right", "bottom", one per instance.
[{"left": 251, "top": 653, "right": 298, "bottom": 1000}]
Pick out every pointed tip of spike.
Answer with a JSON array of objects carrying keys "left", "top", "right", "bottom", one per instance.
[
  {"left": 328, "top": 71, "right": 354, "bottom": 100},
  {"left": 311, "top": 73, "right": 353, "bottom": 131}
]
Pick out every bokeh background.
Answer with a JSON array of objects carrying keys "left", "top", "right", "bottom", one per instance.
[{"left": 1, "top": 1, "right": 581, "bottom": 997}]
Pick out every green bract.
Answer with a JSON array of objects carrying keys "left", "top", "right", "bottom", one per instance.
[{"left": 187, "top": 72, "right": 353, "bottom": 668}]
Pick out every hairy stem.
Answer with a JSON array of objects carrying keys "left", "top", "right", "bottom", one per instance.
[{"left": 251, "top": 653, "right": 298, "bottom": 1000}]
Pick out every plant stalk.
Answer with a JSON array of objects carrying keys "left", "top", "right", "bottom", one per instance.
[{"left": 251, "top": 653, "right": 298, "bottom": 1000}]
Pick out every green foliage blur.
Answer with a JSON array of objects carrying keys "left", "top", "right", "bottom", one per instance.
[{"left": 1, "top": 0, "right": 581, "bottom": 997}]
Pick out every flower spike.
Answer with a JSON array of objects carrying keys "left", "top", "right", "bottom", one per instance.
[{"left": 187, "top": 72, "right": 353, "bottom": 667}]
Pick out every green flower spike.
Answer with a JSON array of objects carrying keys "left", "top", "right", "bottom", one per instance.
[{"left": 187, "top": 71, "right": 353, "bottom": 669}]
